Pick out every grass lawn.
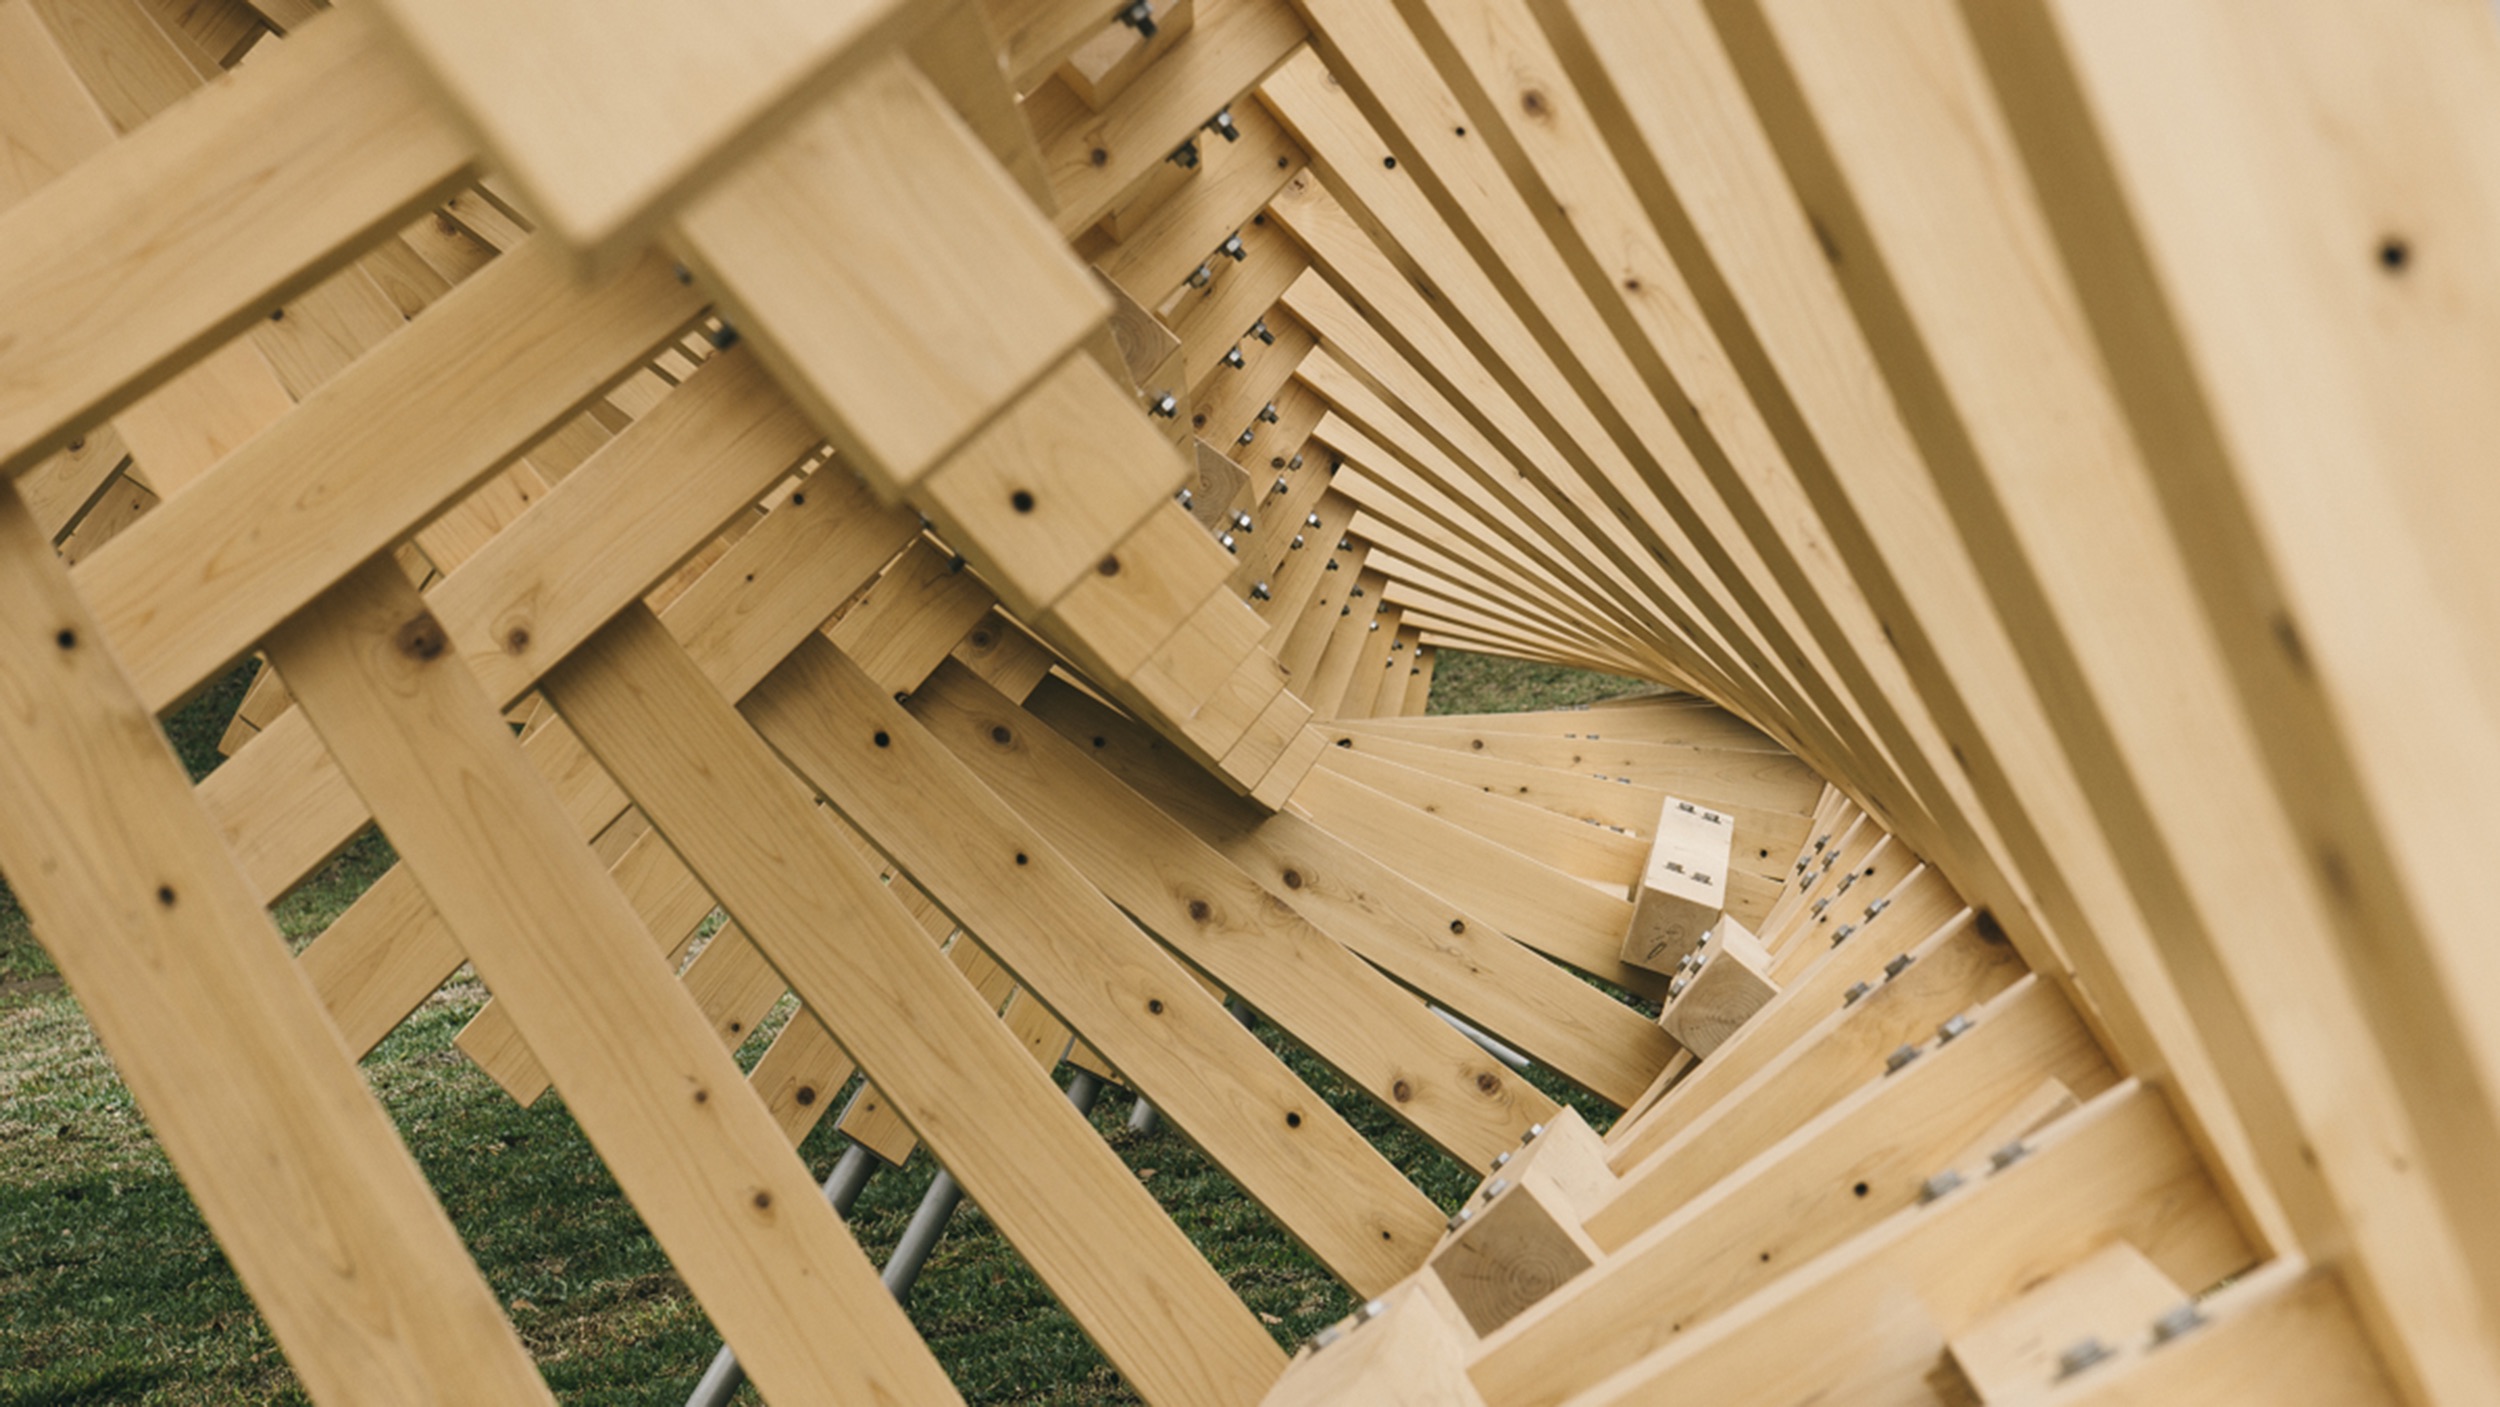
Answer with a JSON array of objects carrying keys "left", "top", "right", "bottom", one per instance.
[{"left": 0, "top": 652, "right": 1645, "bottom": 1405}]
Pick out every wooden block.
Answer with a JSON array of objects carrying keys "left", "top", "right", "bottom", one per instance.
[
  {"left": 1043, "top": 499, "right": 1236, "bottom": 678},
  {"left": 1946, "top": 1241, "right": 2183, "bottom": 1403},
  {"left": 1250, "top": 720, "right": 1330, "bottom": 810},
  {"left": 1658, "top": 916, "right": 1777, "bottom": 1057},
  {"left": 1219, "top": 680, "right": 1312, "bottom": 782},
  {"left": 1189, "top": 436, "right": 1253, "bottom": 529},
  {"left": 1092, "top": 264, "right": 1184, "bottom": 393},
  {"left": 1431, "top": 1170, "right": 1602, "bottom": 1336},
  {"left": 1260, "top": 1283, "right": 1484, "bottom": 1406},
  {"left": 1059, "top": 0, "right": 1191, "bottom": 108},
  {"left": 919, "top": 354, "right": 1189, "bottom": 618},
  {"left": 2032, "top": 1261, "right": 2397, "bottom": 1406},
  {"left": 1620, "top": 796, "right": 1735, "bottom": 975},
  {"left": 675, "top": 54, "right": 1106, "bottom": 496},
  {"left": 368, "top": 0, "right": 920, "bottom": 262}
]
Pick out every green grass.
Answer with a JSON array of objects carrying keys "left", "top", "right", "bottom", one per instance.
[
  {"left": 1423, "top": 652, "right": 1647, "bottom": 716},
  {"left": 0, "top": 650, "right": 1646, "bottom": 1404}
]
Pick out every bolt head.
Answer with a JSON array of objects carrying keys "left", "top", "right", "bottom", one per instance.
[
  {"left": 2055, "top": 1338, "right": 2113, "bottom": 1379},
  {"left": 2150, "top": 1301, "right": 2205, "bottom": 1344}
]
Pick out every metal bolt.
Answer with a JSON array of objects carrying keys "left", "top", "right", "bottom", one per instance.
[
  {"left": 1326, "top": 559, "right": 1339, "bottom": 571},
  {"left": 1223, "top": 345, "right": 1245, "bottom": 369},
  {"left": 1842, "top": 981, "right": 1872, "bottom": 1007},
  {"left": 1237, "top": 427, "right": 1256, "bottom": 445},
  {"left": 1259, "top": 402, "right": 1280, "bottom": 423},
  {"left": 1337, "top": 537, "right": 1352, "bottom": 551},
  {"left": 1307, "top": 511, "right": 1324, "bottom": 528},
  {"left": 1989, "top": 1140, "right": 2029, "bottom": 1174},
  {"left": 1272, "top": 476, "right": 1290, "bottom": 495},
  {"left": 1207, "top": 108, "right": 1240, "bottom": 142},
  {"left": 1864, "top": 898, "right": 1890, "bottom": 921},
  {"left": 1522, "top": 1122, "right": 1546, "bottom": 1145},
  {"left": 1250, "top": 319, "right": 1275, "bottom": 344},
  {"left": 1917, "top": 1169, "right": 1963, "bottom": 1204},
  {"left": 1810, "top": 897, "right": 1830, "bottom": 916},
  {"left": 2150, "top": 1301, "right": 2205, "bottom": 1345},
  {"left": 2055, "top": 1338, "right": 2113, "bottom": 1380},
  {"left": 1233, "top": 510, "right": 1254, "bottom": 531},
  {"left": 1367, "top": 620, "right": 1379, "bottom": 632},
  {"left": 1218, "top": 532, "right": 1236, "bottom": 553},
  {"left": 1830, "top": 922, "right": 1857, "bottom": 948},
  {"left": 1290, "top": 453, "right": 1304, "bottom": 469},
  {"left": 1357, "top": 1298, "right": 1388, "bottom": 1324},
  {"left": 1118, "top": 0, "right": 1157, "bottom": 37},
  {"left": 1936, "top": 1013, "right": 1973, "bottom": 1044},
  {"left": 1290, "top": 534, "right": 1305, "bottom": 550},
  {"left": 1150, "top": 393, "right": 1178, "bottom": 418},
  {"left": 1883, "top": 954, "right": 1913, "bottom": 981},
  {"left": 1480, "top": 1177, "right": 1512, "bottom": 1203},
  {"left": 1490, "top": 1149, "right": 1512, "bottom": 1171},
  {"left": 1177, "top": 488, "right": 1193, "bottom": 508},
  {"left": 1169, "top": 140, "right": 1200, "bottom": 170},
  {"left": 1221, "top": 233, "right": 1247, "bottom": 261},
  {"left": 1446, "top": 1205, "right": 1473, "bottom": 1232},
  {"left": 1250, "top": 582, "right": 1271, "bottom": 601},
  {"left": 1884, "top": 1044, "right": 1921, "bottom": 1075}
]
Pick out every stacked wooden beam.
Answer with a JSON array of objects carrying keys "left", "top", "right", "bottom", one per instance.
[{"left": 0, "top": 0, "right": 2492, "bottom": 1401}]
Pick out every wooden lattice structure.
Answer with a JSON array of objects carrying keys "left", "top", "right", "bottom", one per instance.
[{"left": 2, "top": 0, "right": 2496, "bottom": 1401}]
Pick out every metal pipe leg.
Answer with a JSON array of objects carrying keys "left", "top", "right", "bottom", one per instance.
[
  {"left": 882, "top": 1070, "right": 1102, "bottom": 1304},
  {"left": 1433, "top": 1006, "right": 1533, "bottom": 1074}
]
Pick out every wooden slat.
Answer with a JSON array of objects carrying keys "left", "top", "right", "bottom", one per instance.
[
  {"left": 744, "top": 635, "right": 1445, "bottom": 1292},
  {"left": 1026, "top": 675, "right": 1678, "bottom": 1105},
  {"left": 0, "top": 4, "right": 473, "bottom": 477},
  {"left": 0, "top": 482, "right": 550, "bottom": 1407},
  {"left": 79, "top": 235, "right": 704, "bottom": 712},
  {"left": 544, "top": 604, "right": 1283, "bottom": 1402},
  {"left": 914, "top": 659, "right": 1553, "bottom": 1166},
  {"left": 267, "top": 558, "right": 956, "bottom": 1406}
]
